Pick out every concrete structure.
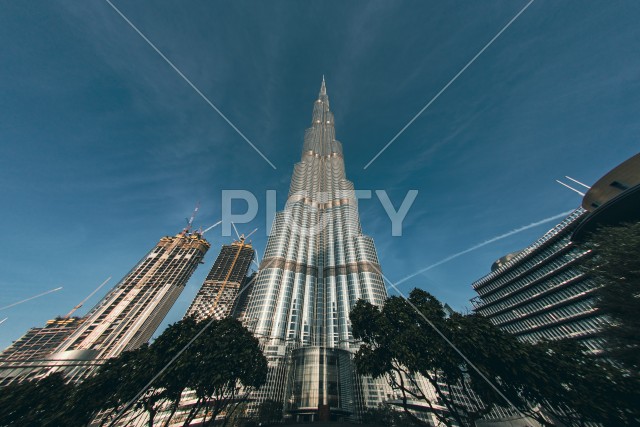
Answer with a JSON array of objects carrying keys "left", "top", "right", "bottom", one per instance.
[
  {"left": 471, "top": 153, "right": 640, "bottom": 354},
  {"left": 231, "top": 272, "right": 258, "bottom": 322},
  {"left": 54, "top": 229, "right": 210, "bottom": 362},
  {"left": 243, "top": 78, "right": 389, "bottom": 421},
  {"left": 185, "top": 238, "right": 254, "bottom": 321},
  {"left": 0, "top": 228, "right": 210, "bottom": 386},
  {"left": 0, "top": 317, "right": 84, "bottom": 371}
]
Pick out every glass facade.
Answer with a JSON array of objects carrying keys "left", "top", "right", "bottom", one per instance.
[
  {"left": 471, "top": 209, "right": 609, "bottom": 353},
  {"left": 244, "top": 78, "right": 389, "bottom": 419}
]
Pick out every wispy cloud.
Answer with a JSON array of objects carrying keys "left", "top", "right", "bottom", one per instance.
[{"left": 394, "top": 209, "right": 573, "bottom": 287}]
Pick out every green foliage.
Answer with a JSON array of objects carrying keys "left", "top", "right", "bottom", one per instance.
[
  {"left": 350, "top": 288, "right": 640, "bottom": 427},
  {"left": 582, "top": 221, "right": 640, "bottom": 375},
  {"left": 0, "top": 373, "right": 91, "bottom": 427},
  {"left": 257, "top": 399, "right": 283, "bottom": 425},
  {"left": 360, "top": 404, "right": 423, "bottom": 426},
  {"left": 0, "top": 316, "right": 268, "bottom": 427}
]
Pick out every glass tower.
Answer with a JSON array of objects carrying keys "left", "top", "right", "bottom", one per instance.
[{"left": 244, "top": 78, "right": 388, "bottom": 420}]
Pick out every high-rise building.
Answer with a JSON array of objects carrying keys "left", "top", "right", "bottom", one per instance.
[
  {"left": 471, "top": 153, "right": 640, "bottom": 354},
  {"left": 231, "top": 272, "right": 257, "bottom": 322},
  {"left": 0, "top": 228, "right": 210, "bottom": 385},
  {"left": 0, "top": 317, "right": 84, "bottom": 363},
  {"left": 51, "top": 229, "right": 210, "bottom": 364},
  {"left": 185, "top": 238, "right": 255, "bottom": 321},
  {"left": 243, "top": 78, "right": 389, "bottom": 421}
]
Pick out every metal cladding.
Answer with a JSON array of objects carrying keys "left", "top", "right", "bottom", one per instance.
[
  {"left": 244, "top": 79, "right": 388, "bottom": 418},
  {"left": 53, "top": 231, "right": 210, "bottom": 361},
  {"left": 185, "top": 240, "right": 255, "bottom": 322}
]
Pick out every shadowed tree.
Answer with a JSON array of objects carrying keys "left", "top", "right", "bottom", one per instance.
[
  {"left": 350, "top": 288, "right": 640, "bottom": 427},
  {"left": 0, "top": 372, "right": 93, "bottom": 427},
  {"left": 179, "top": 317, "right": 268, "bottom": 427},
  {"left": 581, "top": 221, "right": 640, "bottom": 376},
  {"left": 80, "top": 316, "right": 266, "bottom": 427}
]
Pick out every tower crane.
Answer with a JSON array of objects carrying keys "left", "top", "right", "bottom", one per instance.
[{"left": 63, "top": 276, "right": 112, "bottom": 319}]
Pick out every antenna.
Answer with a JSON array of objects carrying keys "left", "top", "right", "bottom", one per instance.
[
  {"left": 64, "top": 276, "right": 112, "bottom": 319},
  {"left": 565, "top": 176, "right": 591, "bottom": 189},
  {"left": 183, "top": 201, "right": 200, "bottom": 234},
  {"left": 556, "top": 180, "right": 585, "bottom": 196}
]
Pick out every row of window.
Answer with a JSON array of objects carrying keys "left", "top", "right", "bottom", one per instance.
[{"left": 491, "top": 279, "right": 598, "bottom": 324}]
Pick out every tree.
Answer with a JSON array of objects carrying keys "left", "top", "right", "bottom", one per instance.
[
  {"left": 0, "top": 372, "right": 91, "bottom": 427},
  {"left": 360, "top": 404, "right": 423, "bottom": 426},
  {"left": 85, "top": 317, "right": 266, "bottom": 427},
  {"left": 350, "top": 288, "right": 640, "bottom": 427},
  {"left": 178, "top": 317, "right": 268, "bottom": 427},
  {"left": 581, "top": 221, "right": 640, "bottom": 376},
  {"left": 257, "top": 399, "right": 283, "bottom": 425}
]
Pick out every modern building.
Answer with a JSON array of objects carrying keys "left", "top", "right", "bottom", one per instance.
[
  {"left": 184, "top": 238, "right": 255, "bottom": 322},
  {"left": 0, "top": 317, "right": 84, "bottom": 363},
  {"left": 471, "top": 153, "right": 640, "bottom": 355},
  {"left": 53, "top": 228, "right": 210, "bottom": 363},
  {"left": 242, "top": 78, "right": 389, "bottom": 422},
  {"left": 0, "top": 227, "right": 210, "bottom": 386},
  {"left": 231, "top": 272, "right": 258, "bottom": 322}
]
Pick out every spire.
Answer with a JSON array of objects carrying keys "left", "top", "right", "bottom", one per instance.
[{"left": 320, "top": 75, "right": 327, "bottom": 96}]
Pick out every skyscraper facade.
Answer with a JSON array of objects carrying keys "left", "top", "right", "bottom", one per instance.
[
  {"left": 52, "top": 229, "right": 210, "bottom": 363},
  {"left": 0, "top": 229, "right": 210, "bottom": 385},
  {"left": 471, "top": 153, "right": 640, "bottom": 355},
  {"left": 185, "top": 238, "right": 255, "bottom": 321},
  {"left": 0, "top": 317, "right": 84, "bottom": 364},
  {"left": 244, "top": 78, "right": 388, "bottom": 421}
]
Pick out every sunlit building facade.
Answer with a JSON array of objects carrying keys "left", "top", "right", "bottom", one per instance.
[
  {"left": 52, "top": 229, "right": 209, "bottom": 365},
  {"left": 243, "top": 78, "right": 389, "bottom": 421}
]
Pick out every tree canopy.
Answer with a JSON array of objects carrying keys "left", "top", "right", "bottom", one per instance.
[
  {"left": 581, "top": 221, "right": 640, "bottom": 376},
  {"left": 0, "top": 317, "right": 267, "bottom": 427},
  {"left": 350, "top": 288, "right": 640, "bottom": 427}
]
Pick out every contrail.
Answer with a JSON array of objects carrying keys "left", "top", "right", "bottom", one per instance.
[
  {"left": 394, "top": 210, "right": 574, "bottom": 287},
  {"left": 0, "top": 287, "right": 63, "bottom": 311},
  {"left": 0, "top": 318, "right": 7, "bottom": 326}
]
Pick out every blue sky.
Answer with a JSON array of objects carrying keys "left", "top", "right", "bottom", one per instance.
[{"left": 1, "top": 0, "right": 639, "bottom": 350}]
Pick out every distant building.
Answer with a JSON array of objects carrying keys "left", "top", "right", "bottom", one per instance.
[
  {"left": 0, "top": 228, "right": 209, "bottom": 385},
  {"left": 471, "top": 153, "right": 640, "bottom": 354},
  {"left": 232, "top": 272, "right": 258, "bottom": 322},
  {"left": 0, "top": 317, "right": 84, "bottom": 363},
  {"left": 184, "top": 238, "right": 255, "bottom": 322}
]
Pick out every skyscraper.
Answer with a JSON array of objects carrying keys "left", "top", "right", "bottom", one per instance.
[
  {"left": 52, "top": 229, "right": 210, "bottom": 364},
  {"left": 244, "top": 78, "right": 388, "bottom": 421},
  {"left": 185, "top": 238, "right": 255, "bottom": 321}
]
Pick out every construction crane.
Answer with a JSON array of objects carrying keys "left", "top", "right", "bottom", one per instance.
[
  {"left": 63, "top": 276, "right": 112, "bottom": 319},
  {"left": 231, "top": 222, "right": 258, "bottom": 242},
  {"left": 183, "top": 202, "right": 200, "bottom": 234},
  {"left": 200, "top": 220, "right": 222, "bottom": 235}
]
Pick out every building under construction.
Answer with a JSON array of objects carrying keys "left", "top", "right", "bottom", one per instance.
[
  {"left": 0, "top": 317, "right": 84, "bottom": 364},
  {"left": 0, "top": 227, "right": 210, "bottom": 385},
  {"left": 185, "top": 237, "right": 255, "bottom": 322}
]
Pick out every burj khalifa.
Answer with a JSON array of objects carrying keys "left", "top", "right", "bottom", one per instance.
[{"left": 244, "top": 78, "right": 388, "bottom": 421}]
